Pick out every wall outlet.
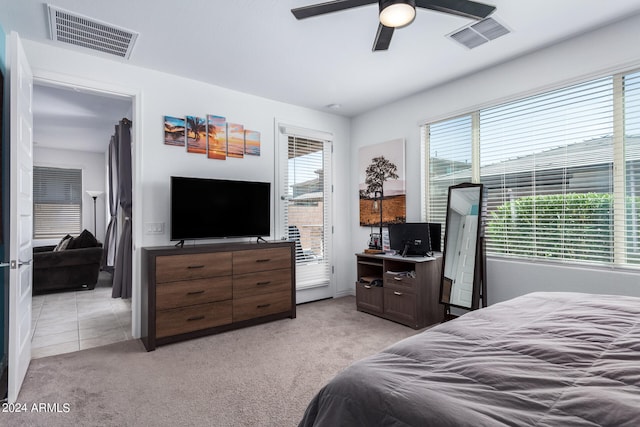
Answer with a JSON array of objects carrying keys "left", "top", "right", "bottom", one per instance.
[{"left": 145, "top": 222, "right": 165, "bottom": 234}]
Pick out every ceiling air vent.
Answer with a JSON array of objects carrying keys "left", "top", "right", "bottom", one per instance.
[
  {"left": 448, "top": 17, "right": 509, "bottom": 49},
  {"left": 47, "top": 4, "right": 138, "bottom": 59}
]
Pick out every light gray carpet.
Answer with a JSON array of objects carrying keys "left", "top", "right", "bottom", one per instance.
[{"left": 6, "top": 296, "right": 424, "bottom": 426}]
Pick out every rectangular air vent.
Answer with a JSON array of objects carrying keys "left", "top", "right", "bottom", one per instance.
[
  {"left": 48, "top": 4, "right": 138, "bottom": 59},
  {"left": 448, "top": 17, "right": 509, "bottom": 49}
]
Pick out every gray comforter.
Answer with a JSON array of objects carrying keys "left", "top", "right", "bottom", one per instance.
[{"left": 298, "top": 292, "right": 640, "bottom": 426}]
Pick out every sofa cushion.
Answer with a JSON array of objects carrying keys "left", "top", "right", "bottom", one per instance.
[
  {"left": 54, "top": 234, "right": 73, "bottom": 252},
  {"left": 67, "top": 229, "right": 99, "bottom": 249}
]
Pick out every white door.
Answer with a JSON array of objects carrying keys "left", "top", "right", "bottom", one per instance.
[
  {"left": 277, "top": 126, "right": 333, "bottom": 304},
  {"left": 7, "top": 31, "right": 34, "bottom": 403},
  {"left": 450, "top": 215, "right": 477, "bottom": 307}
]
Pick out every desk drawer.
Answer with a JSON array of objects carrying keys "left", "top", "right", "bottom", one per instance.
[
  {"left": 233, "top": 247, "right": 291, "bottom": 275},
  {"left": 156, "top": 252, "right": 232, "bottom": 283},
  {"left": 156, "top": 301, "right": 232, "bottom": 338},
  {"left": 356, "top": 281, "right": 383, "bottom": 314},
  {"left": 233, "top": 269, "right": 291, "bottom": 299},
  {"left": 156, "top": 276, "right": 232, "bottom": 310},
  {"left": 233, "top": 290, "right": 291, "bottom": 322},
  {"left": 383, "top": 287, "right": 417, "bottom": 326},
  {"left": 384, "top": 272, "right": 417, "bottom": 291}
]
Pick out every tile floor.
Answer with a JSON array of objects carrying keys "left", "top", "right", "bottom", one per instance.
[{"left": 30, "top": 272, "right": 132, "bottom": 359}]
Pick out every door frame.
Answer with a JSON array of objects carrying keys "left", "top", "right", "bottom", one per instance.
[{"left": 27, "top": 69, "right": 142, "bottom": 339}]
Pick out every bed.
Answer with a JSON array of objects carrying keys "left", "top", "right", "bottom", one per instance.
[{"left": 299, "top": 292, "right": 640, "bottom": 426}]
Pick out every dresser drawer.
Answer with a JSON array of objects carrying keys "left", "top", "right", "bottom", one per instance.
[
  {"left": 233, "top": 247, "right": 291, "bottom": 275},
  {"left": 383, "top": 287, "right": 417, "bottom": 326},
  {"left": 156, "top": 276, "right": 232, "bottom": 310},
  {"left": 384, "top": 272, "right": 417, "bottom": 291},
  {"left": 156, "top": 252, "right": 232, "bottom": 283},
  {"left": 156, "top": 301, "right": 232, "bottom": 338},
  {"left": 233, "top": 290, "right": 292, "bottom": 322},
  {"left": 356, "top": 281, "right": 383, "bottom": 314},
  {"left": 233, "top": 268, "right": 291, "bottom": 299}
]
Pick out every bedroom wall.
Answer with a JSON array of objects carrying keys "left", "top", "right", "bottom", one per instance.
[
  {"left": 33, "top": 147, "right": 107, "bottom": 245},
  {"left": 21, "top": 39, "right": 352, "bottom": 337},
  {"left": 350, "top": 12, "right": 640, "bottom": 304}
]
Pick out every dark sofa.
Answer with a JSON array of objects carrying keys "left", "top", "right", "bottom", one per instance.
[{"left": 33, "top": 230, "right": 104, "bottom": 295}]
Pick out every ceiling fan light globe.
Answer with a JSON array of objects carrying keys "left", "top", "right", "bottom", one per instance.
[{"left": 379, "top": 0, "right": 416, "bottom": 28}]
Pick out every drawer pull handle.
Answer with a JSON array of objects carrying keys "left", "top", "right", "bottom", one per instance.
[
  {"left": 256, "top": 281, "right": 271, "bottom": 286},
  {"left": 187, "top": 315, "right": 205, "bottom": 322},
  {"left": 187, "top": 290, "right": 205, "bottom": 295},
  {"left": 256, "top": 259, "right": 271, "bottom": 263},
  {"left": 393, "top": 276, "right": 403, "bottom": 281},
  {"left": 364, "top": 285, "right": 372, "bottom": 289},
  {"left": 187, "top": 265, "right": 205, "bottom": 269},
  {"left": 257, "top": 303, "right": 271, "bottom": 309},
  {"left": 393, "top": 291, "right": 403, "bottom": 296}
]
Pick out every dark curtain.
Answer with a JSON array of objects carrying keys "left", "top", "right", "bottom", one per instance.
[
  {"left": 102, "top": 134, "right": 119, "bottom": 272},
  {"left": 112, "top": 118, "right": 132, "bottom": 299}
]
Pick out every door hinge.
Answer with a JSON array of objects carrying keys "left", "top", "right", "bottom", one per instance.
[{"left": 332, "top": 265, "right": 335, "bottom": 274}]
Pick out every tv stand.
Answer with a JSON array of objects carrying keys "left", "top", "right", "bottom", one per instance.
[
  {"left": 174, "top": 240, "right": 185, "bottom": 248},
  {"left": 256, "top": 236, "right": 268, "bottom": 244}
]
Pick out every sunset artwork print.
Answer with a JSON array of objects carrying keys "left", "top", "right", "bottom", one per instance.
[
  {"left": 186, "top": 116, "right": 207, "bottom": 154},
  {"left": 227, "top": 123, "right": 245, "bottom": 158},
  {"left": 164, "top": 116, "right": 185, "bottom": 146},
  {"left": 244, "top": 130, "right": 261, "bottom": 156},
  {"left": 207, "top": 115, "right": 227, "bottom": 160}
]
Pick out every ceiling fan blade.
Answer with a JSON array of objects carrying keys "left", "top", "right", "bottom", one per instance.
[
  {"left": 415, "top": 0, "right": 496, "bottom": 20},
  {"left": 372, "top": 23, "right": 394, "bottom": 51},
  {"left": 291, "top": 0, "right": 377, "bottom": 19}
]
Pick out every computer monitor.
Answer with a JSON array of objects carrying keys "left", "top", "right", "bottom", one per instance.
[{"left": 388, "top": 222, "right": 441, "bottom": 257}]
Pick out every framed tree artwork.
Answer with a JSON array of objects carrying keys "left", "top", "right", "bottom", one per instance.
[{"left": 358, "top": 139, "right": 406, "bottom": 226}]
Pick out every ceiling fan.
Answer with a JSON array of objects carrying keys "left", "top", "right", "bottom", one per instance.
[{"left": 291, "top": 0, "right": 496, "bottom": 51}]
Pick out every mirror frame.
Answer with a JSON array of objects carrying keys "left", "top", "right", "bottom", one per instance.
[{"left": 439, "top": 182, "right": 484, "bottom": 311}]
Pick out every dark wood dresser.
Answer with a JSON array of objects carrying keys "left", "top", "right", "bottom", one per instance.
[{"left": 141, "top": 241, "right": 296, "bottom": 351}]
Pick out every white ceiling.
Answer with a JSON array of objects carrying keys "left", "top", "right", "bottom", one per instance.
[{"left": 3, "top": 0, "right": 640, "bottom": 151}]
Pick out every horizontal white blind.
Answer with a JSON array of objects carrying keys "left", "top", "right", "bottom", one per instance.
[
  {"left": 284, "top": 136, "right": 331, "bottom": 288},
  {"left": 33, "top": 166, "right": 82, "bottom": 239},
  {"left": 624, "top": 71, "right": 640, "bottom": 265},
  {"left": 426, "top": 115, "right": 473, "bottom": 243},
  {"left": 480, "top": 77, "right": 614, "bottom": 263}
]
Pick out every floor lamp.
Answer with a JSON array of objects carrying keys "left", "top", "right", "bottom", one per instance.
[{"left": 86, "top": 190, "right": 104, "bottom": 236}]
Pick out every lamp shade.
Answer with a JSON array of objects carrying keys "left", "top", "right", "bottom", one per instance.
[
  {"left": 379, "top": 0, "right": 416, "bottom": 28},
  {"left": 86, "top": 190, "right": 104, "bottom": 198}
]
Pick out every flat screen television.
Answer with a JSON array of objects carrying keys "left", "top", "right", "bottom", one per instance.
[
  {"left": 170, "top": 176, "right": 271, "bottom": 241},
  {"left": 388, "top": 222, "right": 441, "bottom": 257}
]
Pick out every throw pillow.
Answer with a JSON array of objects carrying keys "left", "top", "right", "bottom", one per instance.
[
  {"left": 67, "top": 229, "right": 99, "bottom": 249},
  {"left": 53, "top": 234, "right": 73, "bottom": 252}
]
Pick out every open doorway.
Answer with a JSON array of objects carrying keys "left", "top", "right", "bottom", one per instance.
[{"left": 29, "top": 82, "right": 133, "bottom": 359}]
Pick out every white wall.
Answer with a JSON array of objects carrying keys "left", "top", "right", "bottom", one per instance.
[
  {"left": 22, "top": 39, "right": 352, "bottom": 338},
  {"left": 33, "top": 146, "right": 106, "bottom": 245},
  {"left": 350, "top": 13, "right": 640, "bottom": 303}
]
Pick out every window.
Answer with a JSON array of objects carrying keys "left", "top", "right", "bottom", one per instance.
[
  {"left": 33, "top": 166, "right": 82, "bottom": 239},
  {"left": 424, "top": 115, "right": 473, "bottom": 244},
  {"left": 423, "top": 70, "right": 640, "bottom": 268}
]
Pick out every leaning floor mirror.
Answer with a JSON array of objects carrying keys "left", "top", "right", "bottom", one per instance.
[{"left": 439, "top": 183, "right": 486, "bottom": 316}]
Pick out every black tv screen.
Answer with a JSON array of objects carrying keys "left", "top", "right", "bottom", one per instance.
[
  {"left": 388, "top": 222, "right": 441, "bottom": 257},
  {"left": 171, "top": 176, "right": 271, "bottom": 241}
]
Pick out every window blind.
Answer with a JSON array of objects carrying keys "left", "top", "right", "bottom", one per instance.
[
  {"left": 426, "top": 115, "right": 472, "bottom": 244},
  {"left": 282, "top": 136, "right": 332, "bottom": 288},
  {"left": 480, "top": 77, "right": 615, "bottom": 263},
  {"left": 624, "top": 71, "right": 640, "bottom": 264},
  {"left": 33, "top": 166, "right": 82, "bottom": 239},
  {"left": 424, "top": 70, "right": 640, "bottom": 268}
]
